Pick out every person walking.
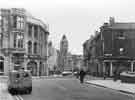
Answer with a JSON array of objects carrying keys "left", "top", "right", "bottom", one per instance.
[{"left": 79, "top": 68, "right": 86, "bottom": 84}]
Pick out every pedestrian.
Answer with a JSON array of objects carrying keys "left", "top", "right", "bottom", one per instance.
[
  {"left": 103, "top": 72, "right": 106, "bottom": 80},
  {"left": 76, "top": 70, "right": 79, "bottom": 79},
  {"left": 113, "top": 69, "right": 117, "bottom": 81},
  {"left": 79, "top": 68, "right": 86, "bottom": 84}
]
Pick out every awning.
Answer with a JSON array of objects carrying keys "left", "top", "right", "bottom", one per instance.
[{"left": 97, "top": 56, "right": 133, "bottom": 61}]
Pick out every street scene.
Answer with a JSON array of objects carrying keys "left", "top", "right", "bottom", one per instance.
[{"left": 1, "top": 0, "right": 135, "bottom": 100}]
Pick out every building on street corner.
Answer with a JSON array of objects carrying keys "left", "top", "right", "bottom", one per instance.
[
  {"left": 0, "top": 8, "right": 49, "bottom": 76},
  {"left": 83, "top": 17, "right": 135, "bottom": 77}
]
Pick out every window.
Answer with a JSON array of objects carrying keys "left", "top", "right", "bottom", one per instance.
[
  {"left": 17, "top": 16, "right": 24, "bottom": 29},
  {"left": 34, "top": 25, "right": 38, "bottom": 38},
  {"left": 13, "top": 15, "right": 24, "bottom": 29},
  {"left": 14, "top": 32, "right": 24, "bottom": 48},
  {"left": 28, "top": 41, "right": 32, "bottom": 54},
  {"left": 15, "top": 73, "right": 20, "bottom": 78},
  {"left": 34, "top": 42, "right": 37, "bottom": 54},
  {"left": 13, "top": 16, "right": 17, "bottom": 28},
  {"left": 14, "top": 33, "right": 17, "bottom": 48},
  {"left": 117, "top": 32, "right": 125, "bottom": 39},
  {"left": 28, "top": 24, "right": 32, "bottom": 37},
  {"left": 23, "top": 73, "right": 29, "bottom": 77}
]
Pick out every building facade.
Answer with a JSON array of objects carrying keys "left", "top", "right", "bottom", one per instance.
[
  {"left": 47, "top": 41, "right": 58, "bottom": 75},
  {"left": 72, "top": 54, "right": 83, "bottom": 71},
  {"left": 0, "top": 8, "right": 49, "bottom": 76},
  {"left": 59, "top": 35, "right": 68, "bottom": 72},
  {"left": 83, "top": 17, "right": 135, "bottom": 77}
]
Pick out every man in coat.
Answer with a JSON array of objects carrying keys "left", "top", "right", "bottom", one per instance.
[{"left": 79, "top": 68, "right": 86, "bottom": 83}]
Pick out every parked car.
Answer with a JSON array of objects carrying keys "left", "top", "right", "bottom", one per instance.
[{"left": 120, "top": 71, "right": 135, "bottom": 83}]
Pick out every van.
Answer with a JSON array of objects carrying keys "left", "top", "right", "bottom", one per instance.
[{"left": 8, "top": 70, "right": 32, "bottom": 95}]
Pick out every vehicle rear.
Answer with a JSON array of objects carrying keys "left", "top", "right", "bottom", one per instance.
[
  {"left": 21, "top": 70, "right": 32, "bottom": 94},
  {"left": 8, "top": 70, "right": 32, "bottom": 94}
]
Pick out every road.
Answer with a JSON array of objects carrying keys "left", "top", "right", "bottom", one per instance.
[{"left": 20, "top": 77, "right": 133, "bottom": 100}]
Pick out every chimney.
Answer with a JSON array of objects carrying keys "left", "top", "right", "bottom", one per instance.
[{"left": 109, "top": 17, "right": 115, "bottom": 25}]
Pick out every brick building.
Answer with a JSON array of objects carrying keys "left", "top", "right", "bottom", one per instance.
[
  {"left": 83, "top": 17, "right": 135, "bottom": 77},
  {"left": 0, "top": 8, "right": 49, "bottom": 76}
]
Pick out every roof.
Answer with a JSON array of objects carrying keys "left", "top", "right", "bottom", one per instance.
[
  {"left": 27, "top": 17, "right": 48, "bottom": 31},
  {"left": 108, "top": 23, "right": 135, "bottom": 30}
]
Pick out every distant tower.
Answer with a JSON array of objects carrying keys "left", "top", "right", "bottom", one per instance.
[{"left": 60, "top": 35, "right": 68, "bottom": 71}]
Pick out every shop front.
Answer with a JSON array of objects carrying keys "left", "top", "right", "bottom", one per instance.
[{"left": 98, "top": 56, "right": 133, "bottom": 77}]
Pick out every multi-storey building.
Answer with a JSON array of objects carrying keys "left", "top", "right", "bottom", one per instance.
[
  {"left": 83, "top": 17, "right": 135, "bottom": 77},
  {"left": 59, "top": 35, "right": 68, "bottom": 72},
  {"left": 83, "top": 32, "right": 102, "bottom": 76},
  {"left": 0, "top": 8, "right": 49, "bottom": 76}
]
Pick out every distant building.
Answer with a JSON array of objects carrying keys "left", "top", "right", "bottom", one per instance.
[
  {"left": 47, "top": 41, "right": 58, "bottom": 75},
  {"left": 0, "top": 8, "right": 49, "bottom": 75},
  {"left": 72, "top": 54, "right": 83, "bottom": 71},
  {"left": 59, "top": 35, "right": 68, "bottom": 72},
  {"left": 83, "top": 17, "right": 135, "bottom": 77}
]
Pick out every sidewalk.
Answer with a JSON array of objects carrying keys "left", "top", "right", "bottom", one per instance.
[
  {"left": 0, "top": 81, "right": 14, "bottom": 100},
  {"left": 86, "top": 76, "right": 135, "bottom": 95}
]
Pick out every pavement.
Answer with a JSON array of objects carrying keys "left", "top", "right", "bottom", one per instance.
[
  {"left": 0, "top": 80, "right": 14, "bottom": 100},
  {"left": 85, "top": 76, "right": 135, "bottom": 95}
]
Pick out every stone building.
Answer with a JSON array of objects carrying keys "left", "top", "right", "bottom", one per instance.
[
  {"left": 59, "top": 35, "right": 68, "bottom": 72},
  {"left": 0, "top": 8, "right": 49, "bottom": 76},
  {"left": 72, "top": 54, "right": 83, "bottom": 71},
  {"left": 47, "top": 41, "right": 58, "bottom": 75},
  {"left": 83, "top": 17, "right": 135, "bottom": 77}
]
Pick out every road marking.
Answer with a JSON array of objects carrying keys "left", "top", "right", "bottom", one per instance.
[{"left": 14, "top": 95, "right": 23, "bottom": 100}]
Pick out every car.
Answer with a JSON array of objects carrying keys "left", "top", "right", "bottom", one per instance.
[{"left": 62, "top": 71, "right": 72, "bottom": 76}]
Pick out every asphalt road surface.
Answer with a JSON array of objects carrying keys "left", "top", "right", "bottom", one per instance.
[{"left": 20, "top": 77, "right": 133, "bottom": 100}]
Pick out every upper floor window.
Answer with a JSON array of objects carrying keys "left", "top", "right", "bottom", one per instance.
[
  {"left": 34, "top": 42, "right": 37, "bottom": 54},
  {"left": 117, "top": 32, "right": 125, "bottom": 39},
  {"left": 28, "top": 24, "right": 32, "bottom": 37},
  {"left": 14, "top": 32, "right": 24, "bottom": 48},
  {"left": 13, "top": 16, "right": 24, "bottom": 29},
  {"left": 34, "top": 25, "right": 38, "bottom": 38}
]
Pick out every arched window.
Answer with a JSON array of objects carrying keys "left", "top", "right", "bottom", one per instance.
[
  {"left": 28, "top": 41, "right": 32, "bottom": 54},
  {"left": 34, "top": 42, "right": 37, "bottom": 54}
]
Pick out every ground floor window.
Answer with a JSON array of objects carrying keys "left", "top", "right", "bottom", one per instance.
[
  {"left": 27, "top": 61, "right": 37, "bottom": 76},
  {"left": 0, "top": 62, "right": 4, "bottom": 72}
]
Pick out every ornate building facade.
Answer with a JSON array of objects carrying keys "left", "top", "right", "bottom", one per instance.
[{"left": 0, "top": 8, "right": 49, "bottom": 76}]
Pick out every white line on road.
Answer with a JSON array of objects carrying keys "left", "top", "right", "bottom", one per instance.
[{"left": 14, "top": 95, "right": 23, "bottom": 100}]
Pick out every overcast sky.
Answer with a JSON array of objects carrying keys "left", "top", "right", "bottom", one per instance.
[{"left": 0, "top": 0, "right": 135, "bottom": 54}]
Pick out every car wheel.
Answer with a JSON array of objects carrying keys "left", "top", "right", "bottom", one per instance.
[{"left": 29, "top": 87, "right": 32, "bottom": 94}]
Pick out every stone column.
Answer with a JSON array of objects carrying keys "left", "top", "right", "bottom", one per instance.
[
  {"left": 131, "top": 61, "right": 134, "bottom": 72},
  {"left": 103, "top": 62, "right": 105, "bottom": 73},
  {"left": 110, "top": 61, "right": 113, "bottom": 76},
  {"left": 37, "top": 62, "right": 39, "bottom": 76}
]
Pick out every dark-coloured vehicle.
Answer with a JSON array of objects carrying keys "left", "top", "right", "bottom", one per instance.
[{"left": 7, "top": 70, "right": 32, "bottom": 95}]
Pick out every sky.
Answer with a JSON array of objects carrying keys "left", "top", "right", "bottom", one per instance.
[{"left": 0, "top": 0, "right": 135, "bottom": 55}]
